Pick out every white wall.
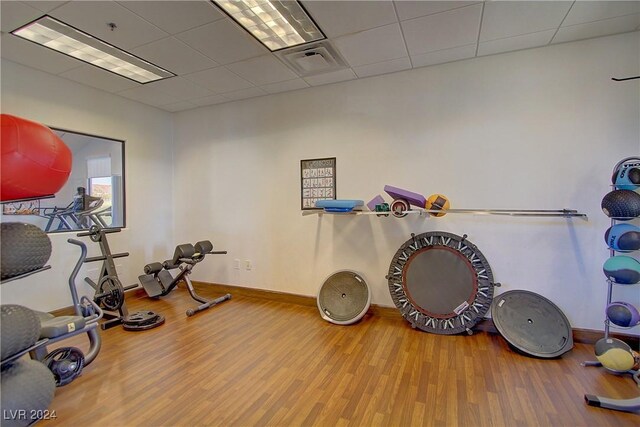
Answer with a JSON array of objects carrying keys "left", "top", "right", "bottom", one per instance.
[
  {"left": 173, "top": 32, "right": 640, "bottom": 331},
  {"left": 1, "top": 60, "right": 175, "bottom": 311}
]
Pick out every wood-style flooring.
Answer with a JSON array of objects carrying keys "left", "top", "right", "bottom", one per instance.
[{"left": 40, "top": 285, "right": 639, "bottom": 426}]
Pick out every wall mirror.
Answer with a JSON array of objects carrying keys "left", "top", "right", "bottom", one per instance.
[{"left": 1, "top": 128, "right": 126, "bottom": 232}]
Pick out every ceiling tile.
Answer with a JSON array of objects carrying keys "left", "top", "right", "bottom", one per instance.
[
  {"left": 146, "top": 77, "right": 215, "bottom": 101},
  {"left": 304, "top": 68, "right": 357, "bottom": 86},
  {"left": 478, "top": 30, "right": 555, "bottom": 56},
  {"left": 401, "top": 4, "right": 482, "bottom": 56},
  {"left": 226, "top": 55, "right": 298, "bottom": 86},
  {"left": 189, "top": 94, "right": 229, "bottom": 107},
  {"left": 395, "top": 1, "right": 479, "bottom": 21},
  {"left": 301, "top": 0, "right": 397, "bottom": 37},
  {"left": 183, "top": 67, "right": 254, "bottom": 93},
  {"left": 23, "top": 1, "right": 67, "bottom": 13},
  {"left": 353, "top": 57, "right": 412, "bottom": 78},
  {"left": 261, "top": 78, "right": 310, "bottom": 94},
  {"left": 563, "top": 1, "right": 640, "bottom": 26},
  {"left": 480, "top": 1, "right": 572, "bottom": 42},
  {"left": 333, "top": 23, "right": 407, "bottom": 67},
  {"left": 410, "top": 44, "right": 476, "bottom": 68},
  {"left": 132, "top": 37, "right": 218, "bottom": 75},
  {"left": 1, "top": 1, "right": 43, "bottom": 32},
  {"left": 160, "top": 101, "right": 198, "bottom": 112},
  {"left": 0, "top": 33, "right": 82, "bottom": 75},
  {"left": 118, "top": 1, "right": 224, "bottom": 35},
  {"left": 58, "top": 64, "right": 139, "bottom": 93},
  {"left": 223, "top": 87, "right": 267, "bottom": 101},
  {"left": 552, "top": 13, "right": 640, "bottom": 44},
  {"left": 50, "top": 1, "right": 169, "bottom": 50},
  {"left": 117, "top": 85, "right": 176, "bottom": 107},
  {"left": 175, "top": 19, "right": 267, "bottom": 65}
]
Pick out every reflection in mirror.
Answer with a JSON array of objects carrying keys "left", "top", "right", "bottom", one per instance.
[{"left": 0, "top": 128, "right": 125, "bottom": 232}]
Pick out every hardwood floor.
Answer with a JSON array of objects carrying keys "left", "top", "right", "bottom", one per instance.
[{"left": 40, "top": 285, "right": 638, "bottom": 426}]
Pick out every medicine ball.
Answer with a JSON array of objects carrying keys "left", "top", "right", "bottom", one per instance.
[
  {"left": 605, "top": 224, "right": 640, "bottom": 252},
  {"left": 1, "top": 114, "right": 72, "bottom": 201},
  {"left": 612, "top": 163, "right": 640, "bottom": 190},
  {"left": 594, "top": 337, "right": 636, "bottom": 372},
  {"left": 0, "top": 222, "right": 51, "bottom": 280},
  {"left": 425, "top": 194, "right": 450, "bottom": 217},
  {"left": 606, "top": 301, "right": 640, "bottom": 328},
  {"left": 1, "top": 305, "right": 40, "bottom": 360},
  {"left": 602, "top": 255, "right": 640, "bottom": 284},
  {"left": 601, "top": 189, "right": 640, "bottom": 220}
]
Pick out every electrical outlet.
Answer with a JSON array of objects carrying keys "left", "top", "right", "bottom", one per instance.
[
  {"left": 233, "top": 259, "right": 240, "bottom": 270},
  {"left": 245, "top": 260, "right": 252, "bottom": 270}
]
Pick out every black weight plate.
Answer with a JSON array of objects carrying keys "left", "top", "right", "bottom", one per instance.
[{"left": 491, "top": 290, "right": 573, "bottom": 358}]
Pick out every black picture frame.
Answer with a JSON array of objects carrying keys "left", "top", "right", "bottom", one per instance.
[{"left": 300, "top": 157, "right": 336, "bottom": 210}]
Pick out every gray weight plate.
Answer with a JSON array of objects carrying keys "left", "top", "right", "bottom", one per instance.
[
  {"left": 491, "top": 290, "right": 573, "bottom": 358},
  {"left": 317, "top": 271, "right": 370, "bottom": 325}
]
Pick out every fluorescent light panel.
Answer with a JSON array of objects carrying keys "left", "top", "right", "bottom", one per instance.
[
  {"left": 11, "top": 16, "right": 174, "bottom": 84},
  {"left": 213, "top": 0, "right": 324, "bottom": 51}
]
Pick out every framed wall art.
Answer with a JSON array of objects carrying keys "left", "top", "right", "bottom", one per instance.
[{"left": 300, "top": 157, "right": 336, "bottom": 210}]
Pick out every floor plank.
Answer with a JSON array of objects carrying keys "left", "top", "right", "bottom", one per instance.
[{"left": 38, "top": 285, "right": 639, "bottom": 426}]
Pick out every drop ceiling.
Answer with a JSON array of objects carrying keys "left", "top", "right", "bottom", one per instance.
[{"left": 1, "top": 1, "right": 639, "bottom": 112}]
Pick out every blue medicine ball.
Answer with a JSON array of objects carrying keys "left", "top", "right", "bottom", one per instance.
[
  {"left": 605, "top": 224, "right": 640, "bottom": 252},
  {"left": 612, "top": 163, "right": 640, "bottom": 191},
  {"left": 603, "top": 256, "right": 640, "bottom": 284},
  {"left": 606, "top": 301, "right": 640, "bottom": 328}
]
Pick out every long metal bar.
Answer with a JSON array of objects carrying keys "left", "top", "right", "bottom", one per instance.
[{"left": 304, "top": 208, "right": 587, "bottom": 219}]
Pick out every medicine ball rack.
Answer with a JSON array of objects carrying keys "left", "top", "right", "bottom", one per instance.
[{"left": 583, "top": 156, "right": 640, "bottom": 413}]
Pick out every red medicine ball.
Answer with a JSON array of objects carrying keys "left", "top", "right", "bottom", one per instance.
[{"left": 1, "top": 114, "right": 72, "bottom": 201}]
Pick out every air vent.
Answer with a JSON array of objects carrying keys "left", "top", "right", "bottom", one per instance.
[{"left": 276, "top": 41, "right": 347, "bottom": 77}]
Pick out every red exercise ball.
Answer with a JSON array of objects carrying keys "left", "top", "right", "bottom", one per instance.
[{"left": 1, "top": 114, "right": 72, "bottom": 201}]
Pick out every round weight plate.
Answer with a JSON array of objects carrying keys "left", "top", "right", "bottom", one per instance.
[
  {"left": 97, "top": 275, "right": 125, "bottom": 311},
  {"left": 491, "top": 290, "right": 573, "bottom": 358},
  {"left": 387, "top": 232, "right": 495, "bottom": 334},
  {"left": 43, "top": 347, "right": 84, "bottom": 386},
  {"left": 318, "top": 271, "right": 371, "bottom": 325},
  {"left": 88, "top": 225, "right": 102, "bottom": 242}
]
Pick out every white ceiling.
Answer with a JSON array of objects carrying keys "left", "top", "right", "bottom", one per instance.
[{"left": 1, "top": 1, "right": 639, "bottom": 112}]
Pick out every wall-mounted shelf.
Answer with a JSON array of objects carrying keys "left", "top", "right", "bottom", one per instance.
[{"left": 303, "top": 207, "right": 588, "bottom": 220}]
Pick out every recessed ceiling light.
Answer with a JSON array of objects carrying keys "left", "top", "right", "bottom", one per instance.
[
  {"left": 11, "top": 16, "right": 175, "bottom": 84},
  {"left": 213, "top": 0, "right": 325, "bottom": 51}
]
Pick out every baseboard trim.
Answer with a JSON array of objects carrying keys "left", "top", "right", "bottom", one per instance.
[
  {"left": 194, "top": 281, "right": 639, "bottom": 347},
  {"left": 48, "top": 281, "right": 638, "bottom": 347}
]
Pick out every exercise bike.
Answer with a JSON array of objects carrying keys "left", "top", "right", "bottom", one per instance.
[{"left": 138, "top": 240, "right": 231, "bottom": 317}]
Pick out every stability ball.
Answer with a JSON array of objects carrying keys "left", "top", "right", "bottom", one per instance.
[
  {"left": 603, "top": 256, "right": 640, "bottom": 284},
  {"left": 606, "top": 302, "right": 640, "bottom": 328},
  {"left": 605, "top": 224, "right": 640, "bottom": 252},
  {"left": 601, "top": 189, "right": 640, "bottom": 220},
  {"left": 594, "top": 338, "right": 636, "bottom": 372},
  {"left": 1, "top": 114, "right": 71, "bottom": 201}
]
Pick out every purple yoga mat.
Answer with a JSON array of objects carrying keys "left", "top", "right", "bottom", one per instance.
[{"left": 384, "top": 185, "right": 426, "bottom": 208}]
